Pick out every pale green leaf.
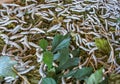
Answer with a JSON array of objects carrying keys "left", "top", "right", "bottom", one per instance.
[
  {"left": 86, "top": 68, "right": 104, "bottom": 84},
  {"left": 0, "top": 56, "right": 17, "bottom": 78}
]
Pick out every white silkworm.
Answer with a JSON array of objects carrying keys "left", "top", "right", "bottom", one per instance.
[
  {"left": 9, "top": 41, "right": 23, "bottom": 52},
  {"left": 1, "top": 20, "right": 18, "bottom": 26},
  {"left": 10, "top": 34, "right": 23, "bottom": 40},
  {"left": 11, "top": 25, "right": 21, "bottom": 34},
  {"left": 39, "top": 62, "right": 46, "bottom": 77},
  {"left": 47, "top": 23, "right": 61, "bottom": 32},
  {"left": 89, "top": 47, "right": 98, "bottom": 54},
  {"left": 0, "top": 16, "right": 9, "bottom": 24},
  {"left": 19, "top": 66, "right": 35, "bottom": 74},
  {"left": 30, "top": 28, "right": 45, "bottom": 33},
  {"left": 29, "top": 42, "right": 39, "bottom": 48}
]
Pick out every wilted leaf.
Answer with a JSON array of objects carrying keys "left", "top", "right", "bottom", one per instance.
[
  {"left": 41, "top": 77, "right": 56, "bottom": 84},
  {"left": 52, "top": 34, "right": 70, "bottom": 53},
  {"left": 39, "top": 39, "right": 48, "bottom": 50},
  {"left": 85, "top": 68, "right": 104, "bottom": 84},
  {"left": 43, "top": 51, "right": 53, "bottom": 69},
  {"left": 0, "top": 56, "right": 17, "bottom": 78}
]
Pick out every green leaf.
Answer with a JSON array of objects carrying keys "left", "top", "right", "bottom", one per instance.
[
  {"left": 58, "top": 58, "right": 79, "bottom": 70},
  {"left": 71, "top": 48, "right": 80, "bottom": 57},
  {"left": 39, "top": 39, "right": 48, "bottom": 50},
  {"left": 0, "top": 56, "right": 17, "bottom": 78},
  {"left": 43, "top": 51, "right": 53, "bottom": 69},
  {"left": 53, "top": 52, "right": 60, "bottom": 60},
  {"left": 52, "top": 34, "right": 70, "bottom": 53},
  {"left": 58, "top": 47, "right": 69, "bottom": 65},
  {"left": 74, "top": 67, "right": 93, "bottom": 80},
  {"left": 64, "top": 67, "right": 93, "bottom": 80},
  {"left": 41, "top": 77, "right": 56, "bottom": 84},
  {"left": 86, "top": 68, "right": 104, "bottom": 84}
]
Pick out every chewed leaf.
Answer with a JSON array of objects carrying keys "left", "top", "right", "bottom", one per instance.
[{"left": 0, "top": 56, "right": 17, "bottom": 78}]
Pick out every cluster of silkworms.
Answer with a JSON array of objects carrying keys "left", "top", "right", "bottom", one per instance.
[{"left": 0, "top": 0, "right": 120, "bottom": 83}]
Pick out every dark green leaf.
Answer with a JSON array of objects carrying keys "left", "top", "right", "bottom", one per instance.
[
  {"left": 71, "top": 48, "right": 80, "bottom": 57},
  {"left": 63, "top": 69, "right": 78, "bottom": 78},
  {"left": 85, "top": 68, "right": 104, "bottom": 84},
  {"left": 64, "top": 67, "right": 93, "bottom": 80},
  {"left": 41, "top": 77, "right": 56, "bottom": 84},
  {"left": 73, "top": 67, "right": 93, "bottom": 80},
  {"left": 58, "top": 58, "right": 79, "bottom": 70},
  {"left": 52, "top": 34, "right": 70, "bottom": 53},
  {"left": 58, "top": 47, "right": 69, "bottom": 65},
  {"left": 39, "top": 39, "right": 48, "bottom": 50},
  {"left": 43, "top": 51, "right": 53, "bottom": 69},
  {"left": 0, "top": 56, "right": 17, "bottom": 78},
  {"left": 100, "top": 76, "right": 109, "bottom": 84}
]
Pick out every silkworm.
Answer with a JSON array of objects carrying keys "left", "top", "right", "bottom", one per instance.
[
  {"left": 10, "top": 34, "right": 23, "bottom": 40},
  {"left": 36, "top": 49, "right": 43, "bottom": 62},
  {"left": 39, "top": 62, "right": 46, "bottom": 77},
  {"left": 89, "top": 47, "right": 98, "bottom": 54},
  {"left": 11, "top": 25, "right": 21, "bottom": 34},
  {"left": 30, "top": 28, "right": 45, "bottom": 33},
  {"left": 1, "top": 20, "right": 18, "bottom": 26},
  {"left": 9, "top": 41, "right": 23, "bottom": 52},
  {"left": 29, "top": 42, "right": 39, "bottom": 48},
  {"left": 48, "top": 9, "right": 55, "bottom": 16},
  {"left": 0, "top": 16, "right": 9, "bottom": 24},
  {"left": 0, "top": 34, "right": 9, "bottom": 44},
  {"left": 19, "top": 66, "right": 35, "bottom": 74},
  {"left": 4, "top": 76, "right": 15, "bottom": 83},
  {"left": 47, "top": 23, "right": 61, "bottom": 32}
]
